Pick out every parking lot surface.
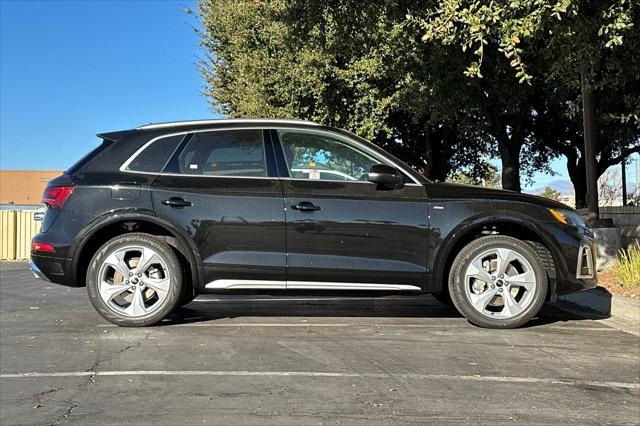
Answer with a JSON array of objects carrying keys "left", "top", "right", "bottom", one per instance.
[{"left": 1, "top": 261, "right": 639, "bottom": 425}]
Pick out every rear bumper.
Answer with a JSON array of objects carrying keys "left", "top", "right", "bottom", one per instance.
[
  {"left": 30, "top": 253, "right": 79, "bottom": 287},
  {"left": 28, "top": 260, "right": 51, "bottom": 282}
]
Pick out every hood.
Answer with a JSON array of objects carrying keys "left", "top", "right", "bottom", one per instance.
[{"left": 427, "top": 182, "right": 570, "bottom": 210}]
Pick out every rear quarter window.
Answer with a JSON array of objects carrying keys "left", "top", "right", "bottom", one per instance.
[{"left": 125, "top": 135, "right": 184, "bottom": 173}]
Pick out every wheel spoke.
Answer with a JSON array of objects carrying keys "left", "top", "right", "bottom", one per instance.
[
  {"left": 104, "top": 251, "right": 130, "bottom": 278},
  {"left": 501, "top": 289, "right": 522, "bottom": 317},
  {"left": 466, "top": 259, "right": 493, "bottom": 284},
  {"left": 126, "top": 287, "right": 147, "bottom": 317},
  {"left": 145, "top": 277, "right": 170, "bottom": 299},
  {"left": 496, "top": 248, "right": 517, "bottom": 277},
  {"left": 469, "top": 288, "right": 498, "bottom": 312},
  {"left": 99, "top": 281, "right": 130, "bottom": 302},
  {"left": 508, "top": 270, "right": 536, "bottom": 290},
  {"left": 134, "top": 247, "right": 160, "bottom": 275}
]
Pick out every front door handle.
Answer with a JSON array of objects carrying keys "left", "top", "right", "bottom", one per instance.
[
  {"left": 161, "top": 197, "right": 192, "bottom": 208},
  {"left": 292, "top": 201, "right": 321, "bottom": 212}
]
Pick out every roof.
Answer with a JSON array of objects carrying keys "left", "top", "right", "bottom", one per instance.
[{"left": 135, "top": 118, "right": 320, "bottom": 130}]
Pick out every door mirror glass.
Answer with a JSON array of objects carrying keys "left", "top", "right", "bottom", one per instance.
[{"left": 368, "top": 164, "right": 404, "bottom": 189}]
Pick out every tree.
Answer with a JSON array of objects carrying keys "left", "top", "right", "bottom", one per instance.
[
  {"left": 412, "top": 0, "right": 639, "bottom": 198},
  {"left": 449, "top": 164, "right": 501, "bottom": 188},
  {"left": 538, "top": 187, "right": 561, "bottom": 202},
  {"left": 196, "top": 0, "right": 499, "bottom": 182}
]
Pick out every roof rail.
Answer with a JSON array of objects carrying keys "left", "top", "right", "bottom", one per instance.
[{"left": 136, "top": 118, "right": 320, "bottom": 130}]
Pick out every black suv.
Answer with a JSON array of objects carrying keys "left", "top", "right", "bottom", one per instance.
[{"left": 30, "top": 119, "right": 597, "bottom": 328}]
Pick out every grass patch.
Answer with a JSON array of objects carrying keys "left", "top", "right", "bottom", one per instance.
[{"left": 612, "top": 242, "right": 640, "bottom": 288}]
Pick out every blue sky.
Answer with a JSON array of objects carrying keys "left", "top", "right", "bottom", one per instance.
[
  {"left": 3, "top": 0, "right": 624, "bottom": 191},
  {"left": 1, "top": 0, "right": 215, "bottom": 170}
]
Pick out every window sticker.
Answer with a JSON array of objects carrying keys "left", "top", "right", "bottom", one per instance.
[
  {"left": 308, "top": 169, "right": 321, "bottom": 180},
  {"left": 189, "top": 163, "right": 198, "bottom": 170}
]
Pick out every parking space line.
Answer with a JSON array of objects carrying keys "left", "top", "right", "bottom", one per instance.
[{"left": 1, "top": 370, "right": 637, "bottom": 390}]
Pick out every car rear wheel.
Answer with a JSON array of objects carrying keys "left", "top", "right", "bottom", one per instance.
[
  {"left": 448, "top": 235, "right": 548, "bottom": 329},
  {"left": 86, "top": 233, "right": 183, "bottom": 327}
]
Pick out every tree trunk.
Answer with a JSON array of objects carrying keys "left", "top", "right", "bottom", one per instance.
[
  {"left": 499, "top": 140, "right": 522, "bottom": 192},
  {"left": 566, "top": 149, "right": 587, "bottom": 208},
  {"left": 581, "top": 65, "right": 599, "bottom": 221}
]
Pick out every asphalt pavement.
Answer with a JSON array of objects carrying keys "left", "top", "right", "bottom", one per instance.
[{"left": 1, "top": 261, "right": 639, "bottom": 425}]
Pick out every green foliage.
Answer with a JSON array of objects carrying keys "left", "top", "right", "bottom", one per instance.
[
  {"left": 612, "top": 242, "right": 640, "bottom": 287},
  {"left": 196, "top": 0, "right": 494, "bottom": 181},
  {"left": 538, "top": 186, "right": 561, "bottom": 201},
  {"left": 449, "top": 164, "right": 501, "bottom": 188},
  {"left": 412, "top": 0, "right": 637, "bottom": 84},
  {"left": 195, "top": 0, "right": 639, "bottom": 194}
]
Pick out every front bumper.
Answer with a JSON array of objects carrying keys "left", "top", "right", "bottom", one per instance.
[{"left": 555, "top": 236, "right": 598, "bottom": 295}]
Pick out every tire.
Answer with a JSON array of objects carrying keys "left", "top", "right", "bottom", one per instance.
[
  {"left": 86, "top": 233, "right": 183, "bottom": 327},
  {"left": 179, "top": 293, "right": 196, "bottom": 307},
  {"left": 448, "top": 235, "right": 548, "bottom": 329}
]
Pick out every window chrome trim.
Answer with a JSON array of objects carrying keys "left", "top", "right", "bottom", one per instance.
[
  {"left": 204, "top": 279, "right": 422, "bottom": 291},
  {"left": 120, "top": 126, "right": 423, "bottom": 185}
]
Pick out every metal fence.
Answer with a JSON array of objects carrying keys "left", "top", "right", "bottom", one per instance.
[{"left": 0, "top": 210, "right": 41, "bottom": 260}]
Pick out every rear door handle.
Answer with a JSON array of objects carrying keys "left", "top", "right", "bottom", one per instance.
[
  {"left": 161, "top": 197, "right": 192, "bottom": 208},
  {"left": 292, "top": 201, "right": 321, "bottom": 212}
]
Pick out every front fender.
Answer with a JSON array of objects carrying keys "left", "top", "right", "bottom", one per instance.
[{"left": 430, "top": 212, "right": 565, "bottom": 293}]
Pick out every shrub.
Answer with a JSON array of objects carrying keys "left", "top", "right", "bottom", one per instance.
[{"left": 612, "top": 242, "right": 640, "bottom": 288}]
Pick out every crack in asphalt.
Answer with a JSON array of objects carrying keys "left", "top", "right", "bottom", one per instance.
[{"left": 47, "top": 332, "right": 151, "bottom": 425}]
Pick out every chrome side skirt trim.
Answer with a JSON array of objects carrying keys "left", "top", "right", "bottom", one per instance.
[
  {"left": 205, "top": 280, "right": 286, "bottom": 290},
  {"left": 204, "top": 279, "right": 421, "bottom": 292}
]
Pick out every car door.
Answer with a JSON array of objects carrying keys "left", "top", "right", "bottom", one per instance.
[
  {"left": 273, "top": 128, "right": 430, "bottom": 290},
  {"left": 151, "top": 128, "right": 287, "bottom": 290}
]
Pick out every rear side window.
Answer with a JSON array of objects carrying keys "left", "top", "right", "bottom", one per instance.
[
  {"left": 126, "top": 135, "right": 184, "bottom": 173},
  {"left": 66, "top": 139, "right": 115, "bottom": 174},
  {"left": 177, "top": 129, "right": 266, "bottom": 177}
]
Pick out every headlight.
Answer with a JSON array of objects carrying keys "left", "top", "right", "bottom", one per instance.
[{"left": 548, "top": 208, "right": 587, "bottom": 227}]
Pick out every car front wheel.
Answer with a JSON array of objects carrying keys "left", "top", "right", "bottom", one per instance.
[
  {"left": 449, "top": 235, "right": 548, "bottom": 329},
  {"left": 86, "top": 233, "right": 183, "bottom": 327}
]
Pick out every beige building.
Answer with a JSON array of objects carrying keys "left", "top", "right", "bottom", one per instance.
[{"left": 0, "top": 170, "right": 63, "bottom": 205}]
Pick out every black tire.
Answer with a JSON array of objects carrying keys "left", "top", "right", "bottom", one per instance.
[
  {"left": 86, "top": 233, "right": 183, "bottom": 327},
  {"left": 179, "top": 293, "right": 196, "bottom": 307},
  {"left": 448, "top": 235, "right": 548, "bottom": 329}
]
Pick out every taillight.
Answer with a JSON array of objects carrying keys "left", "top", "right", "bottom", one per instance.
[
  {"left": 42, "top": 186, "right": 74, "bottom": 209},
  {"left": 32, "top": 242, "right": 56, "bottom": 252}
]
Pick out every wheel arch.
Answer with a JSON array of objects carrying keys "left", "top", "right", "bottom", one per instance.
[
  {"left": 433, "top": 214, "right": 564, "bottom": 300},
  {"left": 70, "top": 211, "right": 201, "bottom": 297}
]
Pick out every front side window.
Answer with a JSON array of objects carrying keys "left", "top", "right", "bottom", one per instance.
[
  {"left": 177, "top": 129, "right": 266, "bottom": 177},
  {"left": 278, "top": 130, "right": 380, "bottom": 181}
]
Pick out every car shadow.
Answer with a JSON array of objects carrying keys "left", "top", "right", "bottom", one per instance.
[{"left": 162, "top": 294, "right": 607, "bottom": 328}]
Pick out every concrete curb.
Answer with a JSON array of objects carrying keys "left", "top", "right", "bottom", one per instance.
[{"left": 558, "top": 288, "right": 640, "bottom": 324}]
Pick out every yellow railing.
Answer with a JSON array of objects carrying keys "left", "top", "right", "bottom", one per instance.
[{"left": 0, "top": 210, "right": 41, "bottom": 260}]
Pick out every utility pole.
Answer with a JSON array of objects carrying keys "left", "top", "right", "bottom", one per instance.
[
  {"left": 621, "top": 157, "right": 627, "bottom": 206},
  {"left": 581, "top": 67, "right": 599, "bottom": 222}
]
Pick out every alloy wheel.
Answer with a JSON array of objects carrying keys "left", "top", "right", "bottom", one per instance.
[
  {"left": 97, "top": 245, "right": 171, "bottom": 317},
  {"left": 463, "top": 247, "right": 537, "bottom": 319}
]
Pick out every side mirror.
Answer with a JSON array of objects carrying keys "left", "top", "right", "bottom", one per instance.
[{"left": 368, "top": 164, "right": 404, "bottom": 189}]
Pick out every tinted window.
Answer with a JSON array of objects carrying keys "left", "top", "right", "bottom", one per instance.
[
  {"left": 178, "top": 129, "right": 266, "bottom": 177},
  {"left": 278, "top": 130, "right": 379, "bottom": 181},
  {"left": 127, "top": 135, "right": 183, "bottom": 173},
  {"left": 66, "top": 139, "right": 115, "bottom": 174}
]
